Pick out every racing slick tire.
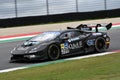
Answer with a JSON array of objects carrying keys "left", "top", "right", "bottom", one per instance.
[
  {"left": 95, "top": 37, "right": 106, "bottom": 53},
  {"left": 47, "top": 44, "right": 61, "bottom": 60}
]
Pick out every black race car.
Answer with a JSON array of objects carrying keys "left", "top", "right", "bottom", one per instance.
[{"left": 10, "top": 23, "right": 112, "bottom": 62}]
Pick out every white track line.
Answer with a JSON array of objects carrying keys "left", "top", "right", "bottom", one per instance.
[{"left": 0, "top": 66, "right": 27, "bottom": 73}]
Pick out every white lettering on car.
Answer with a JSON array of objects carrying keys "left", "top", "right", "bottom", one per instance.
[
  {"left": 87, "top": 39, "right": 95, "bottom": 46},
  {"left": 60, "top": 41, "right": 82, "bottom": 54},
  {"left": 60, "top": 43, "right": 69, "bottom": 54},
  {"left": 92, "top": 33, "right": 102, "bottom": 36},
  {"left": 69, "top": 41, "right": 82, "bottom": 49},
  {"left": 68, "top": 37, "right": 80, "bottom": 42}
]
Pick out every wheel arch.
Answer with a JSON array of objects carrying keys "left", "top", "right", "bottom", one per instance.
[{"left": 47, "top": 42, "right": 61, "bottom": 60}]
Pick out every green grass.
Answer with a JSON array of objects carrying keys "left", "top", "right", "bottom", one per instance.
[{"left": 0, "top": 53, "right": 120, "bottom": 80}]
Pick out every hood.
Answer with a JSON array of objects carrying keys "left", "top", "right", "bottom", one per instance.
[{"left": 11, "top": 41, "right": 46, "bottom": 55}]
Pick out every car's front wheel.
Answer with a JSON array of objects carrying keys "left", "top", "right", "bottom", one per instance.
[{"left": 47, "top": 44, "right": 60, "bottom": 60}]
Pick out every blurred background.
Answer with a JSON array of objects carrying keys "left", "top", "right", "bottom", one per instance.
[
  {"left": 0, "top": 0, "right": 120, "bottom": 19},
  {"left": 0, "top": 0, "right": 120, "bottom": 27}
]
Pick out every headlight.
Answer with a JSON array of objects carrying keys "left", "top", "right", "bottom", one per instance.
[
  {"left": 28, "top": 44, "right": 46, "bottom": 53},
  {"left": 28, "top": 46, "right": 40, "bottom": 53},
  {"left": 29, "top": 48, "right": 38, "bottom": 53},
  {"left": 11, "top": 48, "right": 16, "bottom": 53}
]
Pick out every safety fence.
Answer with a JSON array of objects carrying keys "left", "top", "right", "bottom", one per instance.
[{"left": 0, "top": 0, "right": 120, "bottom": 19}]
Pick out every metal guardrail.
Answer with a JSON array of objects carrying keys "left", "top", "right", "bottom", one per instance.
[{"left": 0, "top": 0, "right": 120, "bottom": 19}]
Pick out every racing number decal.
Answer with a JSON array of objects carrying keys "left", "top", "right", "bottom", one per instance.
[{"left": 60, "top": 43, "right": 69, "bottom": 54}]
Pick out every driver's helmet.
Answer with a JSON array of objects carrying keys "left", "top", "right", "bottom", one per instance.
[{"left": 66, "top": 32, "right": 74, "bottom": 38}]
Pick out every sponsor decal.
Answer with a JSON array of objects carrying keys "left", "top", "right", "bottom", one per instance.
[
  {"left": 87, "top": 39, "right": 95, "bottom": 46},
  {"left": 68, "top": 37, "right": 80, "bottom": 42},
  {"left": 60, "top": 43, "right": 69, "bottom": 49},
  {"left": 61, "top": 48, "right": 70, "bottom": 54},
  {"left": 69, "top": 41, "right": 82, "bottom": 49},
  {"left": 106, "top": 41, "right": 110, "bottom": 44},
  {"left": 92, "top": 33, "right": 102, "bottom": 36},
  {"left": 64, "top": 42, "right": 69, "bottom": 48},
  {"left": 60, "top": 44, "right": 65, "bottom": 49},
  {"left": 61, "top": 43, "right": 69, "bottom": 54},
  {"left": 61, "top": 41, "right": 82, "bottom": 54}
]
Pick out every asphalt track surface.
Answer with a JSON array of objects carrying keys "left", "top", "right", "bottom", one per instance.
[{"left": 0, "top": 28, "right": 120, "bottom": 70}]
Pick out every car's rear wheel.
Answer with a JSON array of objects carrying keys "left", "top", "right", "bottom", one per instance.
[
  {"left": 95, "top": 37, "right": 106, "bottom": 53},
  {"left": 47, "top": 44, "right": 60, "bottom": 60}
]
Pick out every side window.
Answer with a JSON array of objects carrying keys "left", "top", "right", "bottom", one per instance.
[
  {"left": 60, "top": 32, "right": 73, "bottom": 39},
  {"left": 73, "top": 31, "right": 82, "bottom": 37},
  {"left": 60, "top": 31, "right": 82, "bottom": 39}
]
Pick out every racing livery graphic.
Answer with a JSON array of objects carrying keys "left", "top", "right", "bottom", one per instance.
[{"left": 10, "top": 23, "right": 112, "bottom": 62}]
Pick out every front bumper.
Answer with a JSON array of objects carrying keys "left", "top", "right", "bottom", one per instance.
[{"left": 10, "top": 51, "right": 48, "bottom": 62}]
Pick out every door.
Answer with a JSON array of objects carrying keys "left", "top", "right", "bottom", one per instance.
[{"left": 60, "top": 31, "right": 84, "bottom": 55}]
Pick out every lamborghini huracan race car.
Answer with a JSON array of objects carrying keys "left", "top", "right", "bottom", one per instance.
[{"left": 10, "top": 23, "right": 112, "bottom": 62}]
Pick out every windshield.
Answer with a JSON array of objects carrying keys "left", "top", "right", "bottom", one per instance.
[{"left": 29, "top": 31, "right": 61, "bottom": 42}]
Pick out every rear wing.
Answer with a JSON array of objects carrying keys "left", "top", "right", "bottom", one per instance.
[{"left": 67, "top": 23, "right": 112, "bottom": 32}]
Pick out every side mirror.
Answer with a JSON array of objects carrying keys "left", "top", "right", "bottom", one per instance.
[{"left": 23, "top": 41, "right": 33, "bottom": 47}]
